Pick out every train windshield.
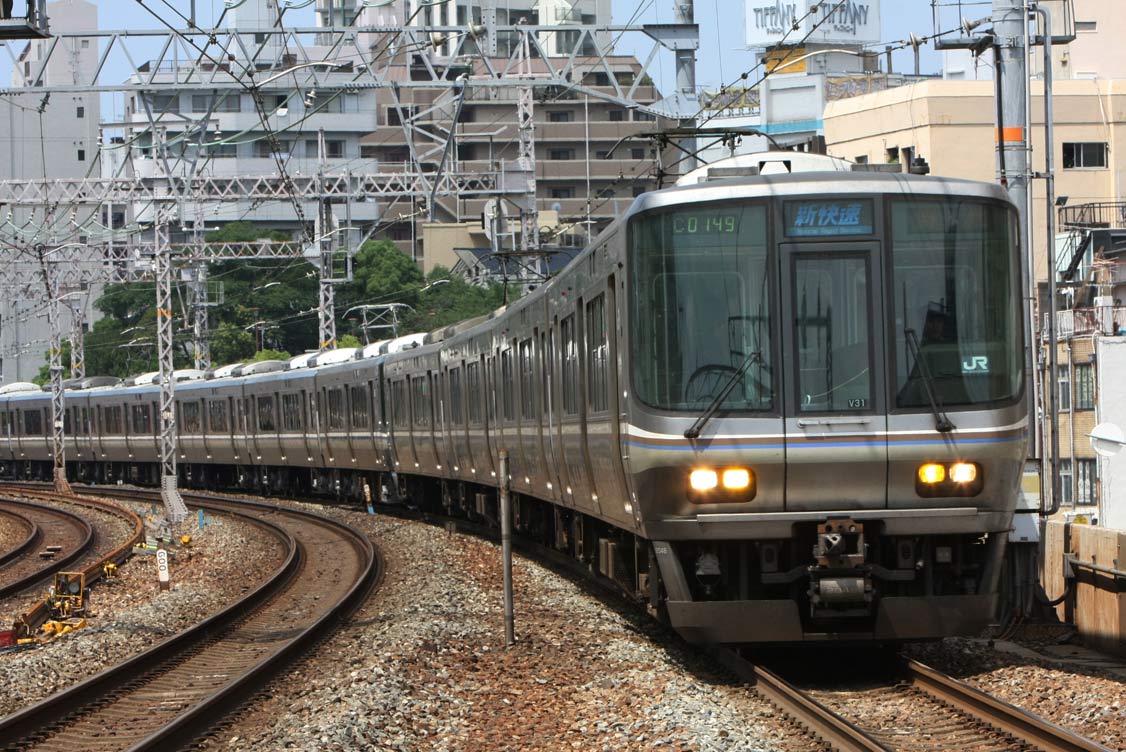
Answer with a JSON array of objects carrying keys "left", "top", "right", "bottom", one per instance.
[
  {"left": 629, "top": 204, "right": 773, "bottom": 412},
  {"left": 890, "top": 199, "right": 1022, "bottom": 408}
]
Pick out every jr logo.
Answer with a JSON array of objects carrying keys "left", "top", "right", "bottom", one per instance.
[{"left": 962, "top": 356, "right": 990, "bottom": 373}]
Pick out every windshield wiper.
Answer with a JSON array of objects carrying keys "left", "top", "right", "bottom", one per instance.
[
  {"left": 903, "top": 327, "right": 955, "bottom": 433},
  {"left": 683, "top": 351, "right": 762, "bottom": 440}
]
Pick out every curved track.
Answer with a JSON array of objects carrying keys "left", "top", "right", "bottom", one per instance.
[
  {"left": 0, "top": 507, "right": 39, "bottom": 568},
  {"left": 713, "top": 647, "right": 1112, "bottom": 752},
  {"left": 0, "top": 492, "right": 381, "bottom": 752},
  {"left": 0, "top": 499, "right": 92, "bottom": 600}
]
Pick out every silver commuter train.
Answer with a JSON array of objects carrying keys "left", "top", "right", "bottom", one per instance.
[{"left": 0, "top": 164, "right": 1028, "bottom": 644}]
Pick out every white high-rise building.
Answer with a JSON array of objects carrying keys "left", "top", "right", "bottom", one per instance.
[{"left": 0, "top": 0, "right": 100, "bottom": 383}]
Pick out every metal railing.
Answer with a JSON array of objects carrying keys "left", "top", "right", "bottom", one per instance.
[
  {"left": 1059, "top": 202, "right": 1126, "bottom": 230},
  {"left": 1046, "top": 306, "right": 1126, "bottom": 339}
]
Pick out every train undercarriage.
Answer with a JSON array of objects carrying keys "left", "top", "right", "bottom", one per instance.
[{"left": 1, "top": 457, "right": 1004, "bottom": 644}]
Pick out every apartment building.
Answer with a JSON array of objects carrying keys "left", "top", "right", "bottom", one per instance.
[{"left": 0, "top": 0, "right": 100, "bottom": 383}]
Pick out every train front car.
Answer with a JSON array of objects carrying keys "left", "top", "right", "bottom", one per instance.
[{"left": 623, "top": 172, "right": 1027, "bottom": 643}]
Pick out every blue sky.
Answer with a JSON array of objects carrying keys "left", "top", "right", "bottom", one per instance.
[{"left": 1, "top": 0, "right": 945, "bottom": 117}]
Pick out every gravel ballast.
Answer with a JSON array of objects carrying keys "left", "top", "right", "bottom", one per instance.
[
  {"left": 198, "top": 506, "right": 791, "bottom": 752},
  {"left": 0, "top": 503, "right": 285, "bottom": 716},
  {"left": 0, "top": 509, "right": 31, "bottom": 555}
]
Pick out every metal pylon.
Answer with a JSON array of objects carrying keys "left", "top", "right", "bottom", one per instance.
[
  {"left": 44, "top": 265, "right": 71, "bottom": 495},
  {"left": 154, "top": 218, "right": 189, "bottom": 523},
  {"left": 318, "top": 198, "right": 337, "bottom": 351},
  {"left": 516, "top": 29, "right": 540, "bottom": 255},
  {"left": 188, "top": 261, "right": 212, "bottom": 371},
  {"left": 66, "top": 291, "right": 87, "bottom": 380}
]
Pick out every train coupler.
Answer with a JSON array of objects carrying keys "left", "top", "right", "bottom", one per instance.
[{"left": 807, "top": 519, "right": 875, "bottom": 619}]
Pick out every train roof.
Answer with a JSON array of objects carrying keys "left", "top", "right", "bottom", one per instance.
[{"left": 632, "top": 171, "right": 1013, "bottom": 216}]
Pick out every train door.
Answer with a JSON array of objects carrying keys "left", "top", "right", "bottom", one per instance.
[{"left": 780, "top": 241, "right": 889, "bottom": 511}]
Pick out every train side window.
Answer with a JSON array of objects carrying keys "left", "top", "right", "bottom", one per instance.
[
  {"left": 586, "top": 294, "right": 608, "bottom": 413},
  {"left": 209, "top": 399, "right": 228, "bottom": 432},
  {"left": 392, "top": 380, "right": 408, "bottom": 429},
  {"left": 485, "top": 357, "right": 497, "bottom": 423},
  {"left": 448, "top": 367, "right": 463, "bottom": 426},
  {"left": 561, "top": 314, "right": 578, "bottom": 415},
  {"left": 80, "top": 407, "right": 90, "bottom": 435},
  {"left": 24, "top": 409, "right": 42, "bottom": 436},
  {"left": 326, "top": 388, "right": 345, "bottom": 430},
  {"left": 282, "top": 393, "right": 304, "bottom": 432},
  {"left": 465, "top": 362, "right": 481, "bottom": 425},
  {"left": 64, "top": 407, "right": 74, "bottom": 434},
  {"left": 257, "top": 395, "right": 277, "bottom": 432},
  {"left": 182, "top": 401, "right": 201, "bottom": 433},
  {"left": 131, "top": 404, "right": 151, "bottom": 434},
  {"left": 104, "top": 406, "right": 122, "bottom": 435},
  {"left": 350, "top": 385, "right": 370, "bottom": 429},
  {"left": 519, "top": 339, "right": 535, "bottom": 420},
  {"left": 411, "top": 375, "right": 430, "bottom": 427},
  {"left": 500, "top": 349, "right": 515, "bottom": 421}
]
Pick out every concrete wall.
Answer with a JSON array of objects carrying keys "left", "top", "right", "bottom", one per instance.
[{"left": 1097, "top": 336, "right": 1126, "bottom": 530}]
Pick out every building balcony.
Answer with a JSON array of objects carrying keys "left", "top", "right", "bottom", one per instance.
[{"left": 1046, "top": 307, "right": 1126, "bottom": 339}]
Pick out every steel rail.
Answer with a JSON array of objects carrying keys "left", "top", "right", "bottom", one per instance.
[
  {"left": 0, "top": 506, "right": 39, "bottom": 568},
  {"left": 0, "top": 498, "right": 92, "bottom": 600},
  {"left": 707, "top": 646, "right": 891, "bottom": 752},
  {"left": 0, "top": 489, "right": 381, "bottom": 752},
  {"left": 904, "top": 659, "right": 1114, "bottom": 752},
  {"left": 0, "top": 487, "right": 145, "bottom": 635}
]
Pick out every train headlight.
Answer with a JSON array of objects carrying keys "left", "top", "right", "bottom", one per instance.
[
  {"left": 949, "top": 462, "right": 978, "bottom": 484},
  {"left": 916, "top": 462, "right": 983, "bottom": 497},
  {"left": 689, "top": 468, "right": 718, "bottom": 491},
  {"left": 917, "top": 463, "right": 945, "bottom": 484},
  {"left": 722, "top": 468, "right": 751, "bottom": 490}
]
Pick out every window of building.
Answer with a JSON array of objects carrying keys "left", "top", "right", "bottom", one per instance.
[
  {"left": 634, "top": 111, "right": 656, "bottom": 122},
  {"left": 608, "top": 110, "right": 624, "bottom": 122},
  {"left": 1077, "top": 458, "right": 1098, "bottom": 506},
  {"left": 1075, "top": 20, "right": 1097, "bottom": 32},
  {"left": 632, "top": 185, "right": 647, "bottom": 197},
  {"left": 550, "top": 187, "right": 574, "bottom": 199},
  {"left": 595, "top": 150, "right": 610, "bottom": 160},
  {"left": 596, "top": 187, "right": 615, "bottom": 199},
  {"left": 548, "top": 148, "right": 575, "bottom": 161},
  {"left": 631, "top": 148, "right": 646, "bottom": 160},
  {"left": 1059, "top": 458, "right": 1073, "bottom": 506},
  {"left": 1058, "top": 367, "right": 1071, "bottom": 411},
  {"left": 77, "top": 148, "right": 85, "bottom": 162},
  {"left": 76, "top": 106, "right": 84, "bottom": 118},
  {"left": 1075, "top": 363, "right": 1094, "bottom": 409},
  {"left": 548, "top": 110, "right": 574, "bottom": 123},
  {"left": 205, "top": 141, "right": 237, "bottom": 158},
  {"left": 1063, "top": 142, "right": 1108, "bottom": 169},
  {"left": 81, "top": 39, "right": 89, "bottom": 48},
  {"left": 586, "top": 294, "right": 608, "bottom": 413},
  {"left": 854, "top": 154, "right": 868, "bottom": 164}
]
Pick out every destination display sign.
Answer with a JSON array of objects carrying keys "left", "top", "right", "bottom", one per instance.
[
  {"left": 662, "top": 206, "right": 766, "bottom": 249},
  {"left": 784, "top": 199, "right": 874, "bottom": 237}
]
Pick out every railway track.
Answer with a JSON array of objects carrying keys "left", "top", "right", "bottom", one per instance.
[
  {"left": 713, "top": 647, "right": 1112, "bottom": 752},
  {"left": 0, "top": 490, "right": 381, "bottom": 752},
  {"left": 0, "top": 498, "right": 92, "bottom": 600},
  {"left": 0, "top": 488, "right": 143, "bottom": 633}
]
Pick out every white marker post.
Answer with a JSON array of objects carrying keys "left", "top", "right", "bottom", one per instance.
[{"left": 156, "top": 547, "right": 170, "bottom": 592}]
